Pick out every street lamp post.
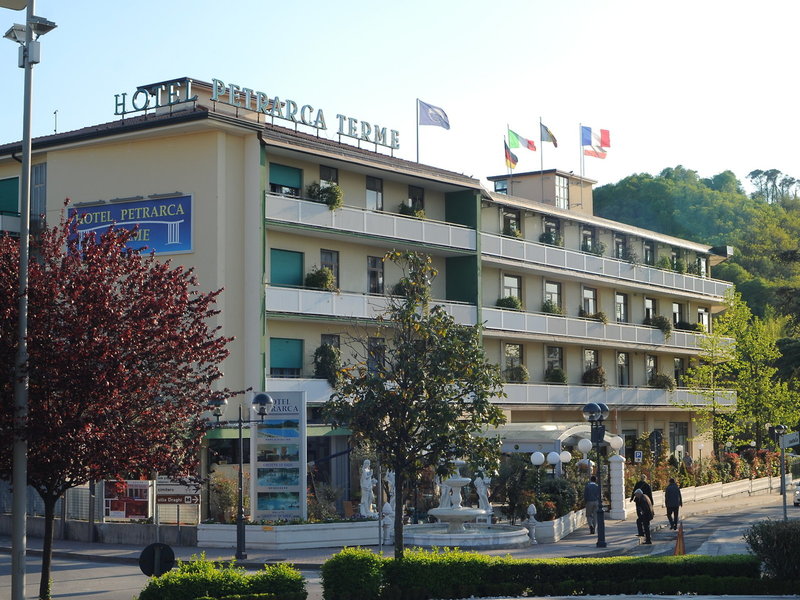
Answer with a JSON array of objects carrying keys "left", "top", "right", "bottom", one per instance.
[
  {"left": 211, "top": 392, "right": 275, "bottom": 560},
  {"left": 697, "top": 443, "right": 704, "bottom": 483},
  {"left": 530, "top": 451, "right": 545, "bottom": 495},
  {"left": 2, "top": 3, "right": 57, "bottom": 599},
  {"left": 775, "top": 424, "right": 788, "bottom": 521},
  {"left": 582, "top": 401, "right": 609, "bottom": 548}
]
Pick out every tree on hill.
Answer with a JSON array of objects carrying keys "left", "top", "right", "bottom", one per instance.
[
  {"left": 0, "top": 210, "right": 232, "bottom": 599},
  {"left": 325, "top": 251, "right": 506, "bottom": 559}
]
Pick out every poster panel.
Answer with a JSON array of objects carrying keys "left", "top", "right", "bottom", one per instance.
[{"left": 250, "top": 391, "right": 307, "bottom": 521}]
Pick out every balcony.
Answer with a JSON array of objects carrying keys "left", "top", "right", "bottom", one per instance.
[
  {"left": 266, "top": 194, "right": 476, "bottom": 252},
  {"left": 481, "top": 233, "right": 732, "bottom": 300},
  {"left": 265, "top": 285, "right": 478, "bottom": 325},
  {"left": 483, "top": 307, "right": 712, "bottom": 352},
  {"left": 0, "top": 211, "right": 20, "bottom": 234},
  {"left": 501, "top": 382, "right": 736, "bottom": 407}
]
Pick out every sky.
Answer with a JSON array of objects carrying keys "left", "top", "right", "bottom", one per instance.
[{"left": 0, "top": 1, "right": 797, "bottom": 193}]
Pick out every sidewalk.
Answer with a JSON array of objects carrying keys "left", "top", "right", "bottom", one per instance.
[{"left": 0, "top": 490, "right": 787, "bottom": 569}]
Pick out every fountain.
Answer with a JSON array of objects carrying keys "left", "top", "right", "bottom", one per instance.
[{"left": 403, "top": 460, "right": 530, "bottom": 548}]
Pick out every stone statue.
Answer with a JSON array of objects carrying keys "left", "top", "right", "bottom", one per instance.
[
  {"left": 385, "top": 470, "right": 396, "bottom": 513},
  {"left": 359, "top": 459, "right": 377, "bottom": 517},
  {"left": 474, "top": 475, "right": 491, "bottom": 512},
  {"left": 526, "top": 503, "right": 538, "bottom": 544},
  {"left": 437, "top": 477, "right": 453, "bottom": 509}
]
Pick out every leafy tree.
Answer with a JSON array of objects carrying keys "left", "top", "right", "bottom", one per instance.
[
  {"left": 0, "top": 211, "right": 232, "bottom": 599},
  {"left": 325, "top": 251, "right": 506, "bottom": 558}
]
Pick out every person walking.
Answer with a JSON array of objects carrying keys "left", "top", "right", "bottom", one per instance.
[
  {"left": 584, "top": 475, "right": 601, "bottom": 534},
  {"left": 631, "top": 473, "right": 653, "bottom": 503},
  {"left": 633, "top": 488, "right": 654, "bottom": 543},
  {"left": 664, "top": 477, "right": 683, "bottom": 530}
]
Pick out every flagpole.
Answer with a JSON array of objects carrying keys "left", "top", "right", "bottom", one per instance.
[
  {"left": 416, "top": 99, "right": 420, "bottom": 163},
  {"left": 539, "top": 117, "right": 544, "bottom": 203},
  {"left": 579, "top": 123, "right": 584, "bottom": 209}
]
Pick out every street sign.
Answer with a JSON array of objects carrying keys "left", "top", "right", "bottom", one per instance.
[
  {"left": 156, "top": 476, "right": 201, "bottom": 505},
  {"left": 634, "top": 450, "right": 643, "bottom": 463},
  {"left": 781, "top": 431, "right": 800, "bottom": 449}
]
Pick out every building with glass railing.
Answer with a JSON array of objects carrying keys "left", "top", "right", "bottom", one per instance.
[{"left": 0, "top": 77, "right": 735, "bottom": 488}]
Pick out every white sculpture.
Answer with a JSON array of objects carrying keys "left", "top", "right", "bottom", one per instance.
[
  {"left": 474, "top": 475, "right": 491, "bottom": 512},
  {"left": 385, "top": 470, "right": 396, "bottom": 513},
  {"left": 437, "top": 477, "right": 453, "bottom": 509},
  {"left": 526, "top": 503, "right": 538, "bottom": 544},
  {"left": 359, "top": 459, "right": 378, "bottom": 517}
]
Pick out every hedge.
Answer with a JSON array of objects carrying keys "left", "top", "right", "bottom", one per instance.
[
  {"left": 321, "top": 548, "right": 775, "bottom": 600},
  {"left": 137, "top": 554, "right": 306, "bottom": 600}
]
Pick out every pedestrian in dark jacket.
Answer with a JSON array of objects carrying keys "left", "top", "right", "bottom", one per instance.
[
  {"left": 664, "top": 478, "right": 683, "bottom": 530},
  {"left": 631, "top": 474, "right": 653, "bottom": 502},
  {"left": 633, "top": 488, "right": 654, "bottom": 543},
  {"left": 584, "top": 475, "right": 601, "bottom": 534}
]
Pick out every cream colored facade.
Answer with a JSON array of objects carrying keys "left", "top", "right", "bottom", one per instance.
[{"left": 0, "top": 77, "right": 734, "bottom": 478}]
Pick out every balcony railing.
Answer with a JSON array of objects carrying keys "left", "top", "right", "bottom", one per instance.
[
  {"left": 483, "top": 307, "right": 713, "bottom": 351},
  {"left": 501, "top": 382, "right": 736, "bottom": 407},
  {"left": 265, "top": 285, "right": 478, "bottom": 325},
  {"left": 481, "top": 233, "right": 732, "bottom": 299},
  {"left": 266, "top": 194, "right": 476, "bottom": 251},
  {"left": 0, "top": 211, "right": 20, "bottom": 234}
]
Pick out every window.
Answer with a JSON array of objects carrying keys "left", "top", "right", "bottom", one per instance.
[
  {"left": 613, "top": 234, "right": 626, "bottom": 259},
  {"left": 643, "top": 240, "right": 655, "bottom": 265},
  {"left": 581, "top": 227, "right": 596, "bottom": 252},
  {"left": 270, "top": 249, "right": 304, "bottom": 287},
  {"left": 672, "top": 302, "right": 683, "bottom": 326},
  {"left": 270, "top": 338, "right": 303, "bottom": 378},
  {"left": 555, "top": 174, "right": 569, "bottom": 209},
  {"left": 269, "top": 163, "right": 302, "bottom": 197},
  {"left": 583, "top": 348, "right": 599, "bottom": 372},
  {"left": 542, "top": 217, "right": 561, "bottom": 244},
  {"left": 671, "top": 247, "right": 680, "bottom": 269},
  {"left": 367, "top": 337, "right": 385, "bottom": 373},
  {"left": 544, "top": 281, "right": 561, "bottom": 310},
  {"left": 505, "top": 343, "right": 522, "bottom": 370},
  {"left": 546, "top": 346, "right": 563, "bottom": 371},
  {"left": 366, "top": 176, "right": 383, "bottom": 210},
  {"left": 408, "top": 185, "right": 424, "bottom": 211},
  {"left": 674, "top": 357, "right": 685, "bottom": 386},
  {"left": 367, "top": 256, "right": 384, "bottom": 294},
  {"left": 617, "top": 352, "right": 630, "bottom": 386},
  {"left": 646, "top": 354, "right": 658, "bottom": 383},
  {"left": 623, "top": 428, "right": 638, "bottom": 461},
  {"left": 320, "top": 249, "right": 340, "bottom": 287},
  {"left": 320, "top": 165, "right": 338, "bottom": 186},
  {"left": 321, "top": 334, "right": 340, "bottom": 349},
  {"left": 669, "top": 422, "right": 688, "bottom": 455},
  {"left": 502, "top": 208, "right": 521, "bottom": 236},
  {"left": 503, "top": 274, "right": 522, "bottom": 299},
  {"left": 31, "top": 163, "right": 46, "bottom": 229},
  {"left": 582, "top": 287, "right": 597, "bottom": 315},
  {"left": 697, "top": 307, "right": 710, "bottom": 331},
  {"left": 644, "top": 297, "right": 657, "bottom": 322},
  {"left": 494, "top": 179, "right": 509, "bottom": 194},
  {"left": 697, "top": 255, "right": 708, "bottom": 277},
  {"left": 0, "top": 176, "right": 19, "bottom": 214},
  {"left": 615, "top": 292, "right": 628, "bottom": 323}
]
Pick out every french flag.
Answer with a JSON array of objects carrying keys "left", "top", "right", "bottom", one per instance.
[{"left": 581, "top": 126, "right": 610, "bottom": 159}]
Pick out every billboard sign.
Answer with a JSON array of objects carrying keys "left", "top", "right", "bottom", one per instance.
[
  {"left": 69, "top": 195, "right": 192, "bottom": 255},
  {"left": 156, "top": 476, "right": 201, "bottom": 505}
]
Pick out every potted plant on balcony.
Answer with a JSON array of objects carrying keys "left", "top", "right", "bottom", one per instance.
[
  {"left": 306, "top": 182, "right": 344, "bottom": 211},
  {"left": 541, "top": 299, "right": 563, "bottom": 315},
  {"left": 398, "top": 201, "right": 425, "bottom": 219},
  {"left": 646, "top": 314, "right": 673, "bottom": 340},
  {"left": 313, "top": 343, "right": 341, "bottom": 386},
  {"left": 503, "top": 223, "right": 522, "bottom": 238},
  {"left": 496, "top": 296, "right": 523, "bottom": 310},
  {"left": 504, "top": 364, "right": 529, "bottom": 383},
  {"left": 392, "top": 278, "right": 413, "bottom": 297},
  {"left": 305, "top": 266, "right": 337, "bottom": 292},
  {"left": 539, "top": 231, "right": 563, "bottom": 246},
  {"left": 675, "top": 320, "right": 700, "bottom": 332},
  {"left": 578, "top": 308, "right": 609, "bottom": 324},
  {"left": 544, "top": 367, "right": 567, "bottom": 384},
  {"left": 582, "top": 365, "right": 607, "bottom": 386},
  {"left": 648, "top": 372, "right": 676, "bottom": 391},
  {"left": 581, "top": 240, "right": 606, "bottom": 256},
  {"left": 656, "top": 256, "right": 673, "bottom": 271},
  {"left": 621, "top": 245, "right": 640, "bottom": 265},
  {"left": 674, "top": 257, "right": 687, "bottom": 273}
]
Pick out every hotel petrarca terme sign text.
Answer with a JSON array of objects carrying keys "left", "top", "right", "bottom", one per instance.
[{"left": 114, "top": 77, "right": 400, "bottom": 150}]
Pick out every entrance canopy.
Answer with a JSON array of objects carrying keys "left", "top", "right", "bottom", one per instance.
[{"left": 482, "top": 422, "right": 621, "bottom": 454}]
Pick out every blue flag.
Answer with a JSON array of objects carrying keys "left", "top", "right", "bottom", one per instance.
[{"left": 418, "top": 100, "right": 450, "bottom": 130}]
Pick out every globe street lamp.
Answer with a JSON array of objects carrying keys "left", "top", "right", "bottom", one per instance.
[
  {"left": 530, "top": 451, "right": 545, "bottom": 494},
  {"left": 582, "top": 401, "right": 608, "bottom": 548},
  {"left": 210, "top": 392, "right": 275, "bottom": 560},
  {"left": 2, "top": 3, "right": 57, "bottom": 598}
]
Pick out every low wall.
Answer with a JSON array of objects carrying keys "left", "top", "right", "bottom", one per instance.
[{"left": 198, "top": 520, "right": 380, "bottom": 550}]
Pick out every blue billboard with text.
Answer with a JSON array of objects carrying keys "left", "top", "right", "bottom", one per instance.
[{"left": 69, "top": 195, "right": 192, "bottom": 255}]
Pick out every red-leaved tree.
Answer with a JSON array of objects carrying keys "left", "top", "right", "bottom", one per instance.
[{"left": 0, "top": 207, "right": 233, "bottom": 599}]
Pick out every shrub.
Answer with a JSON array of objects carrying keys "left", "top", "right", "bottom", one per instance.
[
  {"left": 304, "top": 266, "right": 337, "bottom": 291},
  {"left": 398, "top": 202, "right": 425, "bottom": 219},
  {"left": 544, "top": 367, "right": 567, "bottom": 383},
  {"left": 306, "top": 182, "right": 343, "bottom": 210},
  {"left": 649, "top": 372, "right": 676, "bottom": 391},
  {"left": 675, "top": 320, "right": 700, "bottom": 331},
  {"left": 647, "top": 314, "right": 673, "bottom": 339},
  {"left": 621, "top": 246, "right": 639, "bottom": 264},
  {"left": 502, "top": 223, "right": 522, "bottom": 238},
  {"left": 495, "top": 295, "right": 522, "bottom": 310},
  {"left": 537, "top": 477, "right": 578, "bottom": 517},
  {"left": 744, "top": 519, "right": 800, "bottom": 579},
  {"left": 313, "top": 343, "right": 341, "bottom": 386},
  {"left": 579, "top": 308, "right": 608, "bottom": 324},
  {"left": 541, "top": 299, "right": 562, "bottom": 315},
  {"left": 391, "top": 278, "right": 413, "bottom": 297},
  {"left": 581, "top": 240, "right": 606, "bottom": 256},
  {"left": 674, "top": 257, "right": 687, "bottom": 273},
  {"left": 321, "top": 547, "right": 385, "bottom": 600},
  {"left": 504, "top": 364, "right": 529, "bottom": 383},
  {"left": 656, "top": 255, "right": 673, "bottom": 270},
  {"left": 539, "top": 231, "right": 563, "bottom": 246},
  {"left": 247, "top": 563, "right": 307, "bottom": 598},
  {"left": 582, "top": 365, "right": 606, "bottom": 386}
]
